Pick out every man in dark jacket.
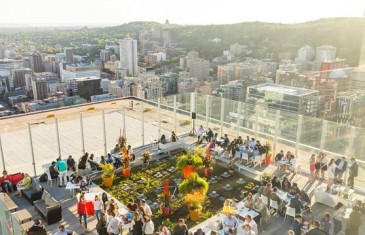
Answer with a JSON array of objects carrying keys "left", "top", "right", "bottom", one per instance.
[
  {"left": 348, "top": 158, "right": 358, "bottom": 189},
  {"left": 335, "top": 156, "right": 347, "bottom": 180},
  {"left": 27, "top": 219, "right": 47, "bottom": 235},
  {"left": 49, "top": 161, "right": 59, "bottom": 179},
  {"left": 289, "top": 194, "right": 302, "bottom": 215}
]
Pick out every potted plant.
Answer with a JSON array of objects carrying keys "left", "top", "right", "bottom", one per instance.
[
  {"left": 122, "top": 154, "right": 131, "bottom": 178},
  {"left": 184, "top": 191, "right": 205, "bottom": 221},
  {"left": 178, "top": 173, "right": 209, "bottom": 195},
  {"left": 176, "top": 148, "right": 204, "bottom": 179},
  {"left": 142, "top": 151, "right": 151, "bottom": 166},
  {"left": 98, "top": 163, "right": 115, "bottom": 187},
  {"left": 118, "top": 135, "right": 127, "bottom": 148},
  {"left": 262, "top": 142, "right": 272, "bottom": 164}
]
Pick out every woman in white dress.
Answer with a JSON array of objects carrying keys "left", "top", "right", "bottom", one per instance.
[{"left": 326, "top": 158, "right": 336, "bottom": 191}]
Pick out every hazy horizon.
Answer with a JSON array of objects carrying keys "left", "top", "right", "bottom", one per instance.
[{"left": 1, "top": 0, "right": 364, "bottom": 27}]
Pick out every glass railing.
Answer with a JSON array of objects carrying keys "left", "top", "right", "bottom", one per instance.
[
  {"left": 0, "top": 92, "right": 364, "bottom": 191},
  {"left": 0, "top": 193, "right": 27, "bottom": 235}
]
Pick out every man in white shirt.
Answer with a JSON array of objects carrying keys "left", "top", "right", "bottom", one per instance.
[
  {"left": 243, "top": 215, "right": 258, "bottom": 235},
  {"left": 53, "top": 225, "right": 73, "bottom": 235},
  {"left": 198, "top": 125, "right": 205, "bottom": 143},
  {"left": 107, "top": 211, "right": 120, "bottom": 235},
  {"left": 140, "top": 199, "right": 152, "bottom": 217}
]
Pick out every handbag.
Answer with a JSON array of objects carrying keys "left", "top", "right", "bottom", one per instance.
[{"left": 143, "top": 220, "right": 154, "bottom": 234}]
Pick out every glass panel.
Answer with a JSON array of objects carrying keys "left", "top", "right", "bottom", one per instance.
[
  {"left": 300, "top": 116, "right": 322, "bottom": 149},
  {"left": 324, "top": 121, "right": 350, "bottom": 156},
  {"left": 82, "top": 109, "right": 104, "bottom": 157},
  {"left": 0, "top": 193, "right": 13, "bottom": 235},
  {"left": 57, "top": 111, "right": 82, "bottom": 160}
]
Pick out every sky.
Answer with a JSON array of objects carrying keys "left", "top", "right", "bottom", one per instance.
[{"left": 1, "top": 0, "right": 365, "bottom": 26}]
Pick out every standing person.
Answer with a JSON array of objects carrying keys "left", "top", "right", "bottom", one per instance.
[
  {"left": 49, "top": 161, "right": 59, "bottom": 180},
  {"left": 335, "top": 156, "right": 348, "bottom": 180},
  {"left": 1, "top": 170, "right": 13, "bottom": 193},
  {"left": 330, "top": 202, "right": 345, "bottom": 235},
  {"left": 221, "top": 212, "right": 239, "bottom": 235},
  {"left": 173, "top": 218, "right": 188, "bottom": 235},
  {"left": 131, "top": 211, "right": 144, "bottom": 235},
  {"left": 243, "top": 215, "right": 258, "bottom": 235},
  {"left": 320, "top": 153, "right": 328, "bottom": 180},
  {"left": 206, "top": 128, "right": 214, "bottom": 142},
  {"left": 67, "top": 155, "right": 76, "bottom": 171},
  {"left": 143, "top": 214, "right": 154, "bottom": 235},
  {"left": 326, "top": 158, "right": 336, "bottom": 191},
  {"left": 309, "top": 154, "right": 316, "bottom": 182},
  {"left": 107, "top": 211, "right": 120, "bottom": 235},
  {"left": 320, "top": 212, "right": 331, "bottom": 233},
  {"left": 55, "top": 158, "right": 67, "bottom": 187},
  {"left": 96, "top": 212, "right": 108, "bottom": 235},
  {"left": 94, "top": 195, "right": 103, "bottom": 221},
  {"left": 140, "top": 199, "right": 152, "bottom": 217},
  {"left": 315, "top": 153, "right": 323, "bottom": 180},
  {"left": 292, "top": 214, "right": 303, "bottom": 235},
  {"left": 197, "top": 125, "right": 205, "bottom": 143},
  {"left": 127, "top": 198, "right": 138, "bottom": 212},
  {"left": 78, "top": 153, "right": 89, "bottom": 175},
  {"left": 348, "top": 157, "right": 358, "bottom": 189},
  {"left": 345, "top": 205, "right": 362, "bottom": 235},
  {"left": 127, "top": 145, "right": 135, "bottom": 161},
  {"left": 77, "top": 195, "right": 89, "bottom": 232}
]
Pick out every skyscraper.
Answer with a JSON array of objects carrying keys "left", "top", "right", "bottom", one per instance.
[
  {"left": 119, "top": 38, "right": 138, "bottom": 76},
  {"left": 30, "top": 54, "right": 44, "bottom": 73},
  {"left": 100, "top": 50, "right": 111, "bottom": 64},
  {"left": 11, "top": 68, "right": 32, "bottom": 89},
  {"left": 70, "top": 76, "right": 102, "bottom": 101},
  {"left": 32, "top": 78, "right": 48, "bottom": 101},
  {"left": 316, "top": 45, "right": 336, "bottom": 63},
  {"left": 64, "top": 47, "right": 74, "bottom": 64}
]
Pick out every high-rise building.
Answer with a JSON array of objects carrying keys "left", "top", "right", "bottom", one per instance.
[
  {"left": 32, "top": 78, "right": 48, "bottom": 101},
  {"left": 30, "top": 54, "right": 44, "bottom": 73},
  {"left": 64, "top": 47, "right": 74, "bottom": 64},
  {"left": 100, "top": 50, "right": 111, "bottom": 64},
  {"left": 316, "top": 45, "right": 336, "bottom": 63},
  {"left": 297, "top": 45, "right": 315, "bottom": 62},
  {"left": 119, "top": 38, "right": 138, "bottom": 76},
  {"left": 184, "top": 51, "right": 209, "bottom": 81},
  {"left": 70, "top": 76, "right": 102, "bottom": 101},
  {"left": 11, "top": 68, "right": 32, "bottom": 89}
]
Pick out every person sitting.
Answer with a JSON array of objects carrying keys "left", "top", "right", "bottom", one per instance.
[
  {"left": 271, "top": 176, "right": 281, "bottom": 189},
  {"left": 307, "top": 221, "right": 322, "bottom": 235},
  {"left": 222, "top": 199, "right": 234, "bottom": 214},
  {"left": 53, "top": 225, "right": 73, "bottom": 235},
  {"left": 194, "top": 228, "right": 205, "bottom": 235},
  {"left": 302, "top": 206, "right": 314, "bottom": 224},
  {"left": 206, "top": 128, "right": 214, "bottom": 142},
  {"left": 320, "top": 212, "right": 331, "bottom": 233},
  {"left": 171, "top": 131, "right": 178, "bottom": 142},
  {"left": 106, "top": 154, "right": 114, "bottom": 164},
  {"left": 299, "top": 190, "right": 310, "bottom": 204},
  {"left": 289, "top": 194, "right": 302, "bottom": 215},
  {"left": 243, "top": 136, "right": 250, "bottom": 147},
  {"left": 112, "top": 144, "right": 120, "bottom": 154},
  {"left": 289, "top": 155, "right": 297, "bottom": 174},
  {"left": 243, "top": 215, "right": 258, "bottom": 235},
  {"left": 127, "top": 145, "right": 135, "bottom": 161},
  {"left": 281, "top": 177, "right": 291, "bottom": 192},
  {"left": 88, "top": 154, "right": 98, "bottom": 171},
  {"left": 1, "top": 170, "right": 13, "bottom": 193},
  {"left": 270, "top": 187, "right": 283, "bottom": 212},
  {"left": 254, "top": 140, "right": 263, "bottom": 154},
  {"left": 160, "top": 134, "right": 167, "bottom": 144},
  {"left": 249, "top": 138, "right": 256, "bottom": 149},
  {"left": 221, "top": 134, "right": 230, "bottom": 148},
  {"left": 288, "top": 183, "right": 300, "bottom": 196},
  {"left": 243, "top": 192, "right": 255, "bottom": 209},
  {"left": 237, "top": 136, "right": 243, "bottom": 145},
  {"left": 49, "top": 161, "right": 59, "bottom": 180},
  {"left": 275, "top": 150, "right": 284, "bottom": 162},
  {"left": 17, "top": 173, "right": 31, "bottom": 197},
  {"left": 77, "top": 176, "right": 89, "bottom": 192},
  {"left": 27, "top": 219, "right": 47, "bottom": 235},
  {"left": 67, "top": 155, "right": 76, "bottom": 171},
  {"left": 212, "top": 132, "right": 218, "bottom": 142},
  {"left": 100, "top": 155, "right": 106, "bottom": 165}
]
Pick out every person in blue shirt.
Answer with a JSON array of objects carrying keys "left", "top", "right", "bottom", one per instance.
[
  {"left": 55, "top": 158, "right": 68, "bottom": 187},
  {"left": 222, "top": 212, "right": 239, "bottom": 235},
  {"left": 293, "top": 214, "right": 303, "bottom": 235},
  {"left": 106, "top": 153, "right": 114, "bottom": 164}
]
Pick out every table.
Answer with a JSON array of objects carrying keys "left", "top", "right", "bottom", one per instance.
[
  {"left": 235, "top": 202, "right": 260, "bottom": 219},
  {"left": 0, "top": 193, "right": 18, "bottom": 212},
  {"left": 21, "top": 220, "right": 34, "bottom": 231},
  {"left": 65, "top": 182, "right": 80, "bottom": 197},
  {"left": 13, "top": 208, "right": 32, "bottom": 224}
]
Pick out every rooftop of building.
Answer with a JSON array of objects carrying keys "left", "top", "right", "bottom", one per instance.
[{"left": 249, "top": 83, "right": 318, "bottom": 96}]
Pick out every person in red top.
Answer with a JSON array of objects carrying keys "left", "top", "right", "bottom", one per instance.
[
  {"left": 1, "top": 170, "right": 13, "bottom": 193},
  {"left": 77, "top": 196, "right": 89, "bottom": 232}
]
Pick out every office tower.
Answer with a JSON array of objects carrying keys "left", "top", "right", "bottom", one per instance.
[
  {"left": 30, "top": 54, "right": 44, "bottom": 73},
  {"left": 100, "top": 50, "right": 111, "bottom": 64},
  {"left": 64, "top": 47, "right": 74, "bottom": 64},
  {"left": 297, "top": 45, "right": 315, "bottom": 62},
  {"left": 11, "top": 68, "right": 32, "bottom": 89},
  {"left": 184, "top": 51, "right": 209, "bottom": 81},
  {"left": 119, "top": 38, "right": 138, "bottom": 76},
  {"left": 70, "top": 76, "right": 102, "bottom": 101},
  {"left": 316, "top": 45, "right": 336, "bottom": 63},
  {"left": 32, "top": 78, "right": 48, "bottom": 101}
]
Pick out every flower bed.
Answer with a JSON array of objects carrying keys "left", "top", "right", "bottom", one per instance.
[{"left": 94, "top": 156, "right": 260, "bottom": 230}]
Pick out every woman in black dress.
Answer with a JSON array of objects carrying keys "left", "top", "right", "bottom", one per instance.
[
  {"left": 78, "top": 153, "right": 88, "bottom": 175},
  {"left": 131, "top": 210, "right": 144, "bottom": 235}
]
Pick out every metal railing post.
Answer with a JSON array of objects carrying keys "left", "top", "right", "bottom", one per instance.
[
  {"left": 80, "top": 112, "right": 85, "bottom": 154},
  {"left": 27, "top": 123, "right": 37, "bottom": 176},
  {"left": 141, "top": 102, "right": 145, "bottom": 146},
  {"left": 102, "top": 109, "right": 107, "bottom": 156},
  {"left": 55, "top": 118, "right": 61, "bottom": 158},
  {"left": 295, "top": 115, "right": 303, "bottom": 158},
  {"left": 0, "top": 135, "right": 5, "bottom": 171}
]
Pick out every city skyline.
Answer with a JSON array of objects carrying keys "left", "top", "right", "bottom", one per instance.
[{"left": 1, "top": 0, "right": 365, "bottom": 27}]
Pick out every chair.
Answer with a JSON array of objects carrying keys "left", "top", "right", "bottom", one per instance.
[
  {"left": 254, "top": 155, "right": 262, "bottom": 168},
  {"left": 270, "top": 200, "right": 279, "bottom": 211},
  {"left": 46, "top": 170, "right": 57, "bottom": 187},
  {"left": 261, "top": 195, "right": 269, "bottom": 207},
  {"left": 284, "top": 206, "right": 296, "bottom": 221},
  {"left": 241, "top": 152, "right": 249, "bottom": 164}
]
